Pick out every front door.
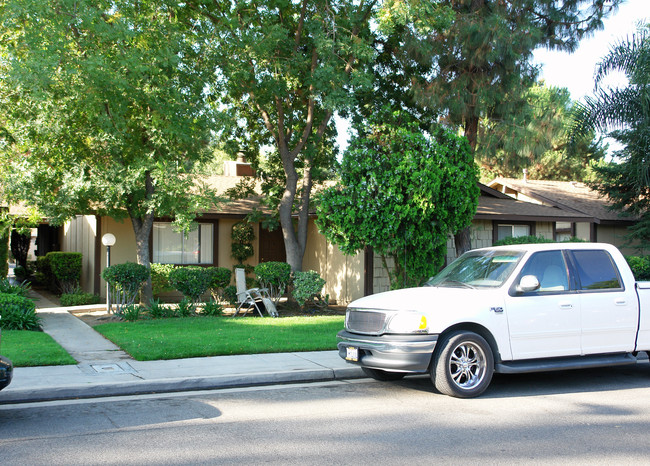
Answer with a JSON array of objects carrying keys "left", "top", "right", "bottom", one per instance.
[
  {"left": 259, "top": 227, "right": 286, "bottom": 263},
  {"left": 504, "top": 250, "right": 581, "bottom": 360}
]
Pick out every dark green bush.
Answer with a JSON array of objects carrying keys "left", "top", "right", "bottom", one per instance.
[
  {"left": 206, "top": 267, "right": 232, "bottom": 302},
  {"left": 0, "top": 278, "right": 31, "bottom": 297},
  {"left": 14, "top": 265, "right": 29, "bottom": 282},
  {"left": 493, "top": 235, "right": 553, "bottom": 246},
  {"left": 177, "top": 297, "right": 195, "bottom": 317},
  {"left": 47, "top": 252, "right": 83, "bottom": 293},
  {"left": 145, "top": 298, "right": 175, "bottom": 319},
  {"left": 102, "top": 262, "right": 150, "bottom": 313},
  {"left": 223, "top": 285, "right": 238, "bottom": 306},
  {"left": 35, "top": 255, "right": 56, "bottom": 291},
  {"left": 626, "top": 256, "right": 650, "bottom": 281},
  {"left": 120, "top": 304, "right": 141, "bottom": 322},
  {"left": 0, "top": 226, "right": 9, "bottom": 279},
  {"left": 254, "top": 262, "right": 291, "bottom": 304},
  {"left": 231, "top": 222, "right": 255, "bottom": 263},
  {"left": 201, "top": 299, "right": 223, "bottom": 317},
  {"left": 0, "top": 292, "right": 40, "bottom": 330},
  {"left": 169, "top": 266, "right": 212, "bottom": 303},
  {"left": 151, "top": 263, "right": 176, "bottom": 296},
  {"left": 60, "top": 289, "right": 101, "bottom": 306},
  {"left": 293, "top": 270, "right": 328, "bottom": 310}
]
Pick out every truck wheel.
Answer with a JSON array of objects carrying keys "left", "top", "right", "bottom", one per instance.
[
  {"left": 431, "top": 331, "right": 494, "bottom": 398},
  {"left": 362, "top": 367, "right": 406, "bottom": 381}
]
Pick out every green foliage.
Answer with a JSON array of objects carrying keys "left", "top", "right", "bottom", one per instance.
[
  {"left": 35, "top": 256, "right": 56, "bottom": 292},
  {"left": 223, "top": 285, "right": 238, "bottom": 306},
  {"left": 254, "top": 262, "right": 292, "bottom": 304},
  {"left": 13, "top": 265, "right": 29, "bottom": 282},
  {"left": 572, "top": 26, "right": 650, "bottom": 247},
  {"left": 201, "top": 299, "right": 224, "bottom": 317},
  {"left": 169, "top": 266, "right": 213, "bottom": 304},
  {"left": 625, "top": 256, "right": 650, "bottom": 281},
  {"left": 206, "top": 267, "right": 232, "bottom": 302},
  {"left": 150, "top": 263, "right": 176, "bottom": 297},
  {"left": 0, "top": 278, "right": 31, "bottom": 297},
  {"left": 10, "top": 230, "right": 31, "bottom": 270},
  {"left": 0, "top": 292, "right": 40, "bottom": 330},
  {"left": 0, "top": 223, "right": 8, "bottom": 279},
  {"left": 292, "top": 271, "right": 328, "bottom": 311},
  {"left": 102, "top": 262, "right": 150, "bottom": 313},
  {"left": 60, "top": 289, "right": 101, "bottom": 307},
  {"left": 477, "top": 84, "right": 606, "bottom": 181},
  {"left": 177, "top": 298, "right": 195, "bottom": 317},
  {"left": 120, "top": 304, "right": 142, "bottom": 322},
  {"left": 145, "top": 299, "right": 174, "bottom": 319},
  {"left": 231, "top": 222, "right": 255, "bottom": 264},
  {"left": 317, "top": 109, "right": 479, "bottom": 288},
  {"left": 47, "top": 252, "right": 82, "bottom": 294}
]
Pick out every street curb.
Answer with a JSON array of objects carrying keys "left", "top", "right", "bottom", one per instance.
[{"left": 0, "top": 367, "right": 366, "bottom": 404}]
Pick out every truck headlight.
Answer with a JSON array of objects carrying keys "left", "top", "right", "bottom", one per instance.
[{"left": 386, "top": 312, "right": 429, "bottom": 334}]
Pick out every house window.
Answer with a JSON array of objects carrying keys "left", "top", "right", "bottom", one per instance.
[
  {"left": 153, "top": 222, "right": 214, "bottom": 265},
  {"left": 555, "top": 222, "right": 573, "bottom": 242},
  {"left": 496, "top": 224, "right": 530, "bottom": 242}
]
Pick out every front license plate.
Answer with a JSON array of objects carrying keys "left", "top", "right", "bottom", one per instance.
[{"left": 346, "top": 346, "right": 359, "bottom": 362}]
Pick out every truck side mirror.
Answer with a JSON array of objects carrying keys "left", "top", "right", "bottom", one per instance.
[{"left": 518, "top": 275, "right": 540, "bottom": 293}]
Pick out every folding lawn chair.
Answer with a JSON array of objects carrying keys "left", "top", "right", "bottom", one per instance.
[{"left": 233, "top": 268, "right": 278, "bottom": 317}]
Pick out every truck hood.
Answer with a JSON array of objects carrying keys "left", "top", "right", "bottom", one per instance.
[{"left": 348, "top": 286, "right": 503, "bottom": 315}]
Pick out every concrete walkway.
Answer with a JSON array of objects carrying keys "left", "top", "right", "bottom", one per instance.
[{"left": 0, "top": 291, "right": 363, "bottom": 404}]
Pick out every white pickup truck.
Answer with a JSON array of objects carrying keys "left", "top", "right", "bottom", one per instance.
[{"left": 338, "top": 242, "right": 650, "bottom": 398}]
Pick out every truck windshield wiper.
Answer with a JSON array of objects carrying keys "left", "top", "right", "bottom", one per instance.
[{"left": 438, "top": 280, "right": 476, "bottom": 289}]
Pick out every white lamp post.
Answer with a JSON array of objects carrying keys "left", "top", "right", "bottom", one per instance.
[{"left": 101, "top": 233, "right": 116, "bottom": 312}]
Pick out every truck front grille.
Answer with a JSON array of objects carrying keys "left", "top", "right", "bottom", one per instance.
[{"left": 346, "top": 309, "right": 388, "bottom": 335}]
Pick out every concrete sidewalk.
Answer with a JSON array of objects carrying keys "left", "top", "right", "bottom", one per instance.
[{"left": 0, "top": 292, "right": 363, "bottom": 404}]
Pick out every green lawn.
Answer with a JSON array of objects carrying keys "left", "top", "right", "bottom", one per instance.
[
  {"left": 2, "top": 330, "right": 77, "bottom": 367},
  {"left": 95, "top": 315, "right": 345, "bottom": 361}
]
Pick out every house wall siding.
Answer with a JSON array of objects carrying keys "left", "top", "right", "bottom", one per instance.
[{"left": 62, "top": 215, "right": 97, "bottom": 293}]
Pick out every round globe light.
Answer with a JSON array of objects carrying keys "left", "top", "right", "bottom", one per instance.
[{"left": 101, "top": 233, "right": 116, "bottom": 247}]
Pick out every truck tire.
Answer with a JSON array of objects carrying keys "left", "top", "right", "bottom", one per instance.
[
  {"left": 431, "top": 331, "right": 494, "bottom": 398},
  {"left": 362, "top": 367, "right": 406, "bottom": 381}
]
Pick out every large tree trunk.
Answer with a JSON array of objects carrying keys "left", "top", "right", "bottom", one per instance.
[{"left": 129, "top": 171, "right": 155, "bottom": 304}]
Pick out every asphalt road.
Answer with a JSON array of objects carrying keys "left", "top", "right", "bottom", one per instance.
[{"left": 2, "top": 364, "right": 650, "bottom": 465}]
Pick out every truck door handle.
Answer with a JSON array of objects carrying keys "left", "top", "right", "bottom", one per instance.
[
  {"left": 559, "top": 302, "right": 573, "bottom": 309},
  {"left": 615, "top": 299, "right": 627, "bottom": 306}
]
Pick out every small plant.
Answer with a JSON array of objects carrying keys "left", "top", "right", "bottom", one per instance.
[
  {"left": 13, "top": 265, "right": 30, "bottom": 282},
  {"left": 0, "top": 278, "right": 31, "bottom": 297},
  {"left": 254, "top": 262, "right": 291, "bottom": 305},
  {"left": 169, "top": 266, "right": 212, "bottom": 305},
  {"left": 120, "top": 304, "right": 141, "bottom": 322},
  {"left": 177, "top": 297, "right": 195, "bottom": 317},
  {"left": 231, "top": 221, "right": 255, "bottom": 263},
  {"left": 146, "top": 298, "right": 173, "bottom": 319},
  {"left": 60, "top": 288, "right": 101, "bottom": 306},
  {"left": 102, "top": 262, "right": 150, "bottom": 313},
  {"left": 0, "top": 292, "right": 41, "bottom": 330},
  {"left": 201, "top": 299, "right": 223, "bottom": 317},
  {"left": 626, "top": 256, "right": 650, "bottom": 281},
  {"left": 292, "top": 270, "right": 328, "bottom": 311}
]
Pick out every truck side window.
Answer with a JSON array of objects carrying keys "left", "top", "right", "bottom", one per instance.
[
  {"left": 519, "top": 251, "right": 569, "bottom": 292},
  {"left": 572, "top": 250, "right": 622, "bottom": 290}
]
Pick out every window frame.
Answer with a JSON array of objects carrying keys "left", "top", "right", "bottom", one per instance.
[
  {"left": 566, "top": 249, "right": 625, "bottom": 293},
  {"left": 150, "top": 219, "right": 218, "bottom": 266},
  {"left": 492, "top": 221, "right": 535, "bottom": 244}
]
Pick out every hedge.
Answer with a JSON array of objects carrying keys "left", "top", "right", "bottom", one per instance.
[
  {"left": 47, "top": 251, "right": 83, "bottom": 293},
  {"left": 0, "top": 292, "right": 40, "bottom": 330}
]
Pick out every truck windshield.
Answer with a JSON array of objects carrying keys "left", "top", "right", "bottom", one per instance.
[{"left": 426, "top": 250, "right": 524, "bottom": 289}]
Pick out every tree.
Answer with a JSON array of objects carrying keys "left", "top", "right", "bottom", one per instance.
[
  {"left": 379, "top": 0, "right": 622, "bottom": 254},
  {"left": 0, "top": 0, "right": 218, "bottom": 301},
  {"left": 317, "top": 109, "right": 479, "bottom": 289},
  {"left": 477, "top": 84, "right": 607, "bottom": 181},
  {"left": 572, "top": 26, "right": 650, "bottom": 246},
  {"left": 188, "top": 0, "right": 378, "bottom": 272}
]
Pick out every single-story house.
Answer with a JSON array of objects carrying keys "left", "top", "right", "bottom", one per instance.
[{"left": 52, "top": 167, "right": 638, "bottom": 304}]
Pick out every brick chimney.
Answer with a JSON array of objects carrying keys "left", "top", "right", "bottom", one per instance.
[{"left": 224, "top": 151, "right": 255, "bottom": 177}]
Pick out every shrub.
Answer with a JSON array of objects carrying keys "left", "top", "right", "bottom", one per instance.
[
  {"left": 231, "top": 221, "right": 255, "bottom": 263},
  {"left": 201, "top": 299, "right": 223, "bottom": 317},
  {"left": 0, "top": 292, "right": 40, "bottom": 330},
  {"left": 47, "top": 252, "right": 83, "bottom": 294},
  {"left": 254, "top": 262, "right": 291, "bottom": 304},
  {"left": 0, "top": 226, "right": 8, "bottom": 279},
  {"left": 146, "top": 298, "right": 174, "bottom": 319},
  {"left": 35, "top": 255, "right": 56, "bottom": 291},
  {"left": 151, "top": 263, "right": 176, "bottom": 297},
  {"left": 0, "top": 278, "right": 31, "bottom": 297},
  {"left": 177, "top": 297, "right": 195, "bottom": 317},
  {"left": 169, "top": 266, "right": 213, "bottom": 304},
  {"left": 626, "top": 256, "right": 650, "bottom": 280},
  {"left": 223, "top": 285, "right": 238, "bottom": 306},
  {"left": 293, "top": 270, "right": 328, "bottom": 311},
  {"left": 102, "top": 262, "right": 150, "bottom": 314},
  {"left": 492, "top": 235, "right": 553, "bottom": 246},
  {"left": 120, "top": 304, "right": 141, "bottom": 322},
  {"left": 206, "top": 267, "right": 232, "bottom": 302},
  {"left": 14, "top": 265, "right": 29, "bottom": 282},
  {"left": 60, "top": 289, "right": 101, "bottom": 306}
]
